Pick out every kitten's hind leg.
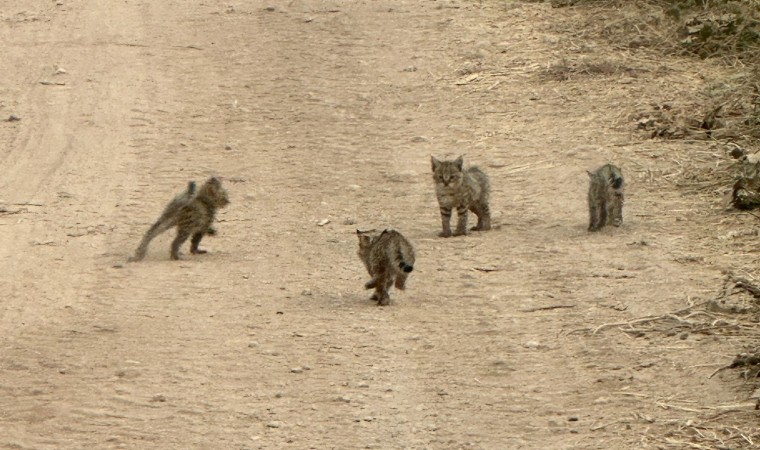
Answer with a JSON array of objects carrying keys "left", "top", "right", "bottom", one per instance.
[
  {"left": 190, "top": 232, "right": 207, "bottom": 254},
  {"left": 588, "top": 205, "right": 602, "bottom": 232},
  {"left": 377, "top": 278, "right": 394, "bottom": 306},
  {"left": 129, "top": 220, "right": 173, "bottom": 261},
  {"left": 394, "top": 272, "right": 408, "bottom": 290},
  {"left": 611, "top": 194, "right": 624, "bottom": 227},
  {"left": 598, "top": 200, "right": 608, "bottom": 228},
  {"left": 470, "top": 202, "right": 491, "bottom": 231},
  {"left": 371, "top": 274, "right": 389, "bottom": 305},
  {"left": 364, "top": 277, "right": 378, "bottom": 289},
  {"left": 170, "top": 229, "right": 192, "bottom": 260}
]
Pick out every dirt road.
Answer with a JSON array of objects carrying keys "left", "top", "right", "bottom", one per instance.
[{"left": 1, "top": 1, "right": 757, "bottom": 449}]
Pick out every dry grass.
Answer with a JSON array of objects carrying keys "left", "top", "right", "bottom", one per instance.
[{"left": 537, "top": 0, "right": 760, "bottom": 144}]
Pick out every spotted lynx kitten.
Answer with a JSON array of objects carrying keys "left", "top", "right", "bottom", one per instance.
[
  {"left": 587, "top": 164, "right": 624, "bottom": 232},
  {"left": 129, "top": 177, "right": 230, "bottom": 261},
  {"left": 356, "top": 229, "right": 415, "bottom": 306},
  {"left": 431, "top": 156, "right": 491, "bottom": 237}
]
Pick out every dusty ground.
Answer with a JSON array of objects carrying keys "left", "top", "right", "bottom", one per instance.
[{"left": 1, "top": 0, "right": 759, "bottom": 449}]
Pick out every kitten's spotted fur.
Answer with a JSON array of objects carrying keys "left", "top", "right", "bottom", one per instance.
[
  {"left": 356, "top": 229, "right": 415, "bottom": 306},
  {"left": 587, "top": 164, "right": 624, "bottom": 231},
  {"left": 431, "top": 156, "right": 491, "bottom": 237},
  {"left": 129, "top": 177, "right": 230, "bottom": 261}
]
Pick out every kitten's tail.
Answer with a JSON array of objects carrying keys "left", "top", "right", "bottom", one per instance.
[{"left": 397, "top": 249, "right": 414, "bottom": 273}]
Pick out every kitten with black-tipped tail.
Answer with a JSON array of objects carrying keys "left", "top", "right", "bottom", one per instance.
[
  {"left": 129, "top": 177, "right": 230, "bottom": 261},
  {"left": 587, "top": 164, "right": 624, "bottom": 232},
  {"left": 356, "top": 229, "right": 415, "bottom": 306},
  {"left": 431, "top": 155, "right": 491, "bottom": 237}
]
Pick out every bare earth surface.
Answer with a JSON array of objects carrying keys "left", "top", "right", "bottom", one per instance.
[{"left": 1, "top": 1, "right": 758, "bottom": 449}]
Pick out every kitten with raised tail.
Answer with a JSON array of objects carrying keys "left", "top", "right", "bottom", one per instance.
[
  {"left": 431, "top": 155, "right": 491, "bottom": 237},
  {"left": 356, "top": 229, "right": 415, "bottom": 306},
  {"left": 129, "top": 177, "right": 230, "bottom": 261},
  {"left": 587, "top": 163, "right": 624, "bottom": 232}
]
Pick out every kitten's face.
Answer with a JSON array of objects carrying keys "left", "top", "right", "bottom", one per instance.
[
  {"left": 204, "top": 177, "right": 230, "bottom": 208},
  {"left": 431, "top": 156, "right": 464, "bottom": 189}
]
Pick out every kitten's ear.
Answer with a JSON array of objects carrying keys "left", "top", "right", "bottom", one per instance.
[
  {"left": 454, "top": 156, "right": 464, "bottom": 171},
  {"left": 431, "top": 156, "right": 440, "bottom": 172},
  {"left": 586, "top": 170, "right": 594, "bottom": 178}
]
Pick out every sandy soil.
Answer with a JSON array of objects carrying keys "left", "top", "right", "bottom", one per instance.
[{"left": 1, "top": 0, "right": 758, "bottom": 449}]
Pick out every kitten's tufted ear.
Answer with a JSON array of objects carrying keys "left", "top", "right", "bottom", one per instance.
[
  {"left": 431, "top": 156, "right": 441, "bottom": 172},
  {"left": 454, "top": 156, "right": 464, "bottom": 171},
  {"left": 586, "top": 170, "right": 594, "bottom": 178}
]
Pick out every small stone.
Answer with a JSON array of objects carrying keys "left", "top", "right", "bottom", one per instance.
[
  {"left": 568, "top": 416, "right": 579, "bottom": 422},
  {"left": 317, "top": 218, "right": 330, "bottom": 226},
  {"left": 523, "top": 341, "right": 541, "bottom": 349},
  {"left": 7, "top": 114, "right": 21, "bottom": 122},
  {"left": 150, "top": 394, "right": 167, "bottom": 402},
  {"left": 301, "top": 289, "right": 312, "bottom": 296},
  {"left": 224, "top": 144, "right": 232, "bottom": 150},
  {"left": 291, "top": 367, "right": 303, "bottom": 373},
  {"left": 411, "top": 136, "right": 428, "bottom": 143},
  {"left": 264, "top": 6, "right": 276, "bottom": 11},
  {"left": 302, "top": 365, "right": 311, "bottom": 371},
  {"left": 337, "top": 396, "right": 351, "bottom": 403},
  {"left": 266, "top": 421, "right": 283, "bottom": 428},
  {"left": 343, "top": 218, "right": 356, "bottom": 225},
  {"left": 54, "top": 67, "right": 67, "bottom": 75}
]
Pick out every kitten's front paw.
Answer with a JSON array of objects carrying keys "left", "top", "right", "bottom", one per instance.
[
  {"left": 452, "top": 230, "right": 468, "bottom": 237},
  {"left": 191, "top": 249, "right": 208, "bottom": 255},
  {"left": 438, "top": 231, "right": 452, "bottom": 238}
]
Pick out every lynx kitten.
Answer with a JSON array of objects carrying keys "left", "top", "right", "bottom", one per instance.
[
  {"left": 587, "top": 164, "right": 624, "bottom": 232},
  {"left": 431, "top": 155, "right": 491, "bottom": 237},
  {"left": 129, "top": 177, "right": 230, "bottom": 261},
  {"left": 356, "top": 229, "right": 415, "bottom": 306}
]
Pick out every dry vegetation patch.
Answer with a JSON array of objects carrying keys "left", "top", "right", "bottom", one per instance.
[{"left": 540, "top": 0, "right": 760, "bottom": 143}]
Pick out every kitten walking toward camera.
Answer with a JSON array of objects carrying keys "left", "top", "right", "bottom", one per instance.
[
  {"left": 129, "top": 177, "right": 230, "bottom": 261},
  {"left": 431, "top": 155, "right": 491, "bottom": 237},
  {"left": 587, "top": 164, "right": 624, "bottom": 232},
  {"left": 356, "top": 229, "right": 415, "bottom": 306}
]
